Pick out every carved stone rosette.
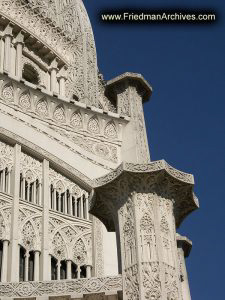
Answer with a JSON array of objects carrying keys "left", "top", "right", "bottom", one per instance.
[{"left": 90, "top": 161, "right": 199, "bottom": 300}]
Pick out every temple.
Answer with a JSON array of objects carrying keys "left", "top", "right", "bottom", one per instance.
[{"left": 0, "top": 1, "right": 199, "bottom": 299}]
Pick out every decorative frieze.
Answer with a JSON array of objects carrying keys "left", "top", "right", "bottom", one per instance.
[{"left": 0, "top": 276, "right": 122, "bottom": 297}]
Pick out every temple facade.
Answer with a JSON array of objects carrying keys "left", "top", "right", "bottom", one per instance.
[{"left": 0, "top": 1, "right": 198, "bottom": 299}]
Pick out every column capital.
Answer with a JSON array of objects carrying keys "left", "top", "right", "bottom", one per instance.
[
  {"left": 14, "top": 31, "right": 25, "bottom": 46},
  {"left": 2, "top": 239, "right": 10, "bottom": 243},
  {"left": 91, "top": 160, "right": 199, "bottom": 231},
  {"left": 3, "top": 23, "right": 13, "bottom": 39}
]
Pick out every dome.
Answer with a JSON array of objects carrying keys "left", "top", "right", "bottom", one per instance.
[{"left": 0, "top": 0, "right": 112, "bottom": 108}]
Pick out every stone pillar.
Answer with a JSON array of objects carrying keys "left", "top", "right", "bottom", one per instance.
[
  {"left": 40, "top": 159, "right": 50, "bottom": 281},
  {"left": 86, "top": 265, "right": 92, "bottom": 278},
  {"left": 0, "top": 32, "right": 4, "bottom": 73},
  {"left": 7, "top": 169, "right": 11, "bottom": 194},
  {"left": 105, "top": 73, "right": 152, "bottom": 164},
  {"left": 1, "top": 240, "right": 9, "bottom": 282},
  {"left": 66, "top": 260, "right": 72, "bottom": 280},
  {"left": 14, "top": 31, "right": 24, "bottom": 80},
  {"left": 177, "top": 235, "right": 192, "bottom": 300},
  {"left": 49, "top": 59, "right": 58, "bottom": 94},
  {"left": 75, "top": 197, "right": 78, "bottom": 217},
  {"left": 2, "top": 169, "right": 5, "bottom": 192},
  {"left": 58, "top": 67, "right": 67, "bottom": 98},
  {"left": 77, "top": 265, "right": 81, "bottom": 279},
  {"left": 69, "top": 193, "right": 73, "bottom": 215},
  {"left": 8, "top": 144, "right": 21, "bottom": 282},
  {"left": 85, "top": 193, "right": 89, "bottom": 220},
  {"left": 22, "top": 176, "right": 26, "bottom": 199},
  {"left": 91, "top": 161, "right": 199, "bottom": 300},
  {"left": 57, "top": 260, "right": 61, "bottom": 280},
  {"left": 33, "top": 181, "right": 37, "bottom": 204},
  {"left": 38, "top": 183, "right": 42, "bottom": 206},
  {"left": 24, "top": 250, "right": 29, "bottom": 281},
  {"left": 3, "top": 24, "right": 13, "bottom": 74},
  {"left": 80, "top": 196, "right": 84, "bottom": 219},
  {"left": 34, "top": 250, "right": 40, "bottom": 281}
]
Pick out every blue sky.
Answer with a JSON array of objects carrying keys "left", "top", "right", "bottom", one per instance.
[{"left": 84, "top": 1, "right": 225, "bottom": 299}]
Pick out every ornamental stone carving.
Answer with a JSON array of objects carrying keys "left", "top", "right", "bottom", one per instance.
[
  {"left": 54, "top": 106, "right": 66, "bottom": 123},
  {"left": 36, "top": 99, "right": 49, "bottom": 117},
  {"left": 91, "top": 162, "right": 198, "bottom": 300},
  {"left": 0, "top": 276, "right": 122, "bottom": 297},
  {"left": 19, "top": 91, "right": 32, "bottom": 110},
  {"left": 88, "top": 116, "right": 100, "bottom": 134},
  {"left": 0, "top": 140, "right": 13, "bottom": 171},
  {"left": 2, "top": 82, "right": 14, "bottom": 102}
]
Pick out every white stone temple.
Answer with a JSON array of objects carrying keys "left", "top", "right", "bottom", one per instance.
[{"left": 0, "top": 1, "right": 199, "bottom": 299}]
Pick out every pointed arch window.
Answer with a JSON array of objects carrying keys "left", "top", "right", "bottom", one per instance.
[{"left": 22, "top": 64, "right": 40, "bottom": 85}]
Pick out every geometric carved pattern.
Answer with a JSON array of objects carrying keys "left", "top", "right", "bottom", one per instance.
[
  {"left": 0, "top": 140, "right": 13, "bottom": 171},
  {"left": 20, "top": 152, "right": 42, "bottom": 182},
  {"left": 0, "top": 276, "right": 122, "bottom": 297},
  {"left": 2, "top": 82, "right": 14, "bottom": 102}
]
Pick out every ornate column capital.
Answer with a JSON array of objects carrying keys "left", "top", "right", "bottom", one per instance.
[
  {"left": 91, "top": 160, "right": 199, "bottom": 231},
  {"left": 91, "top": 160, "right": 198, "bottom": 300}
]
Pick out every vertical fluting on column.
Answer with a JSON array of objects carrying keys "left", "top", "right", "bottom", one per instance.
[
  {"left": 40, "top": 159, "right": 50, "bottom": 281},
  {"left": 1, "top": 240, "right": 9, "bottom": 282},
  {"left": 177, "top": 235, "right": 192, "bottom": 300},
  {"left": 8, "top": 144, "right": 21, "bottom": 282}
]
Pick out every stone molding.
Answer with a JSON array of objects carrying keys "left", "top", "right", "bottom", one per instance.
[{"left": 0, "top": 276, "right": 122, "bottom": 298}]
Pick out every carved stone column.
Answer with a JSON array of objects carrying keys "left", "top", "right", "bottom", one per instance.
[
  {"left": 91, "top": 161, "right": 199, "bottom": 300},
  {"left": 106, "top": 73, "right": 152, "bottom": 164},
  {"left": 34, "top": 250, "right": 40, "bottom": 281},
  {"left": 8, "top": 144, "right": 21, "bottom": 282},
  {"left": 177, "top": 235, "right": 192, "bottom": 300},
  {"left": 49, "top": 59, "right": 59, "bottom": 94},
  {"left": 3, "top": 24, "right": 13, "bottom": 74},
  {"left": 14, "top": 31, "right": 24, "bottom": 80},
  {"left": 66, "top": 260, "right": 72, "bottom": 280},
  {"left": 40, "top": 159, "right": 50, "bottom": 281}
]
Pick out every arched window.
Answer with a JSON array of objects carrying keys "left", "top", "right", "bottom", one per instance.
[
  {"left": 51, "top": 256, "right": 57, "bottom": 280},
  {"left": 22, "top": 64, "right": 39, "bottom": 85},
  {"left": 19, "top": 246, "right": 26, "bottom": 282}
]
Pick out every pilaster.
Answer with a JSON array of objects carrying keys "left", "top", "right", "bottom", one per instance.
[
  {"left": 40, "top": 159, "right": 50, "bottom": 281},
  {"left": 8, "top": 144, "right": 21, "bottom": 282}
]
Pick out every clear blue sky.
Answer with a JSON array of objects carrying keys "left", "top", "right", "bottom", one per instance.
[{"left": 84, "top": 1, "right": 225, "bottom": 299}]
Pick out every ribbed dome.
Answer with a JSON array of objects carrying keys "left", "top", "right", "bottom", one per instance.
[{"left": 0, "top": 0, "right": 111, "bottom": 108}]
